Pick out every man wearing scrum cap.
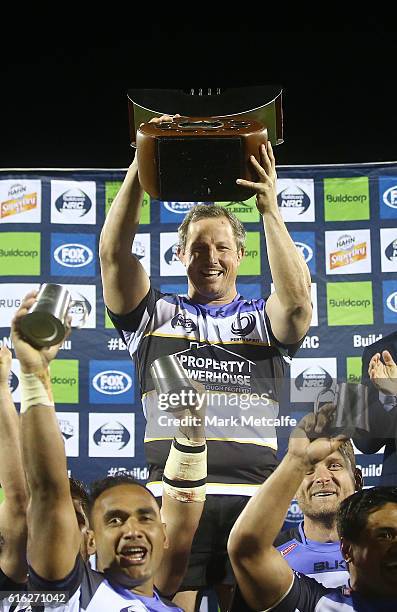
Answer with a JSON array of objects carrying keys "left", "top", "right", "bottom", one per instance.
[{"left": 99, "top": 114, "right": 312, "bottom": 610}]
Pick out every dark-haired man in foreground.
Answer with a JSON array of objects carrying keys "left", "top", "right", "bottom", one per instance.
[
  {"left": 12, "top": 291, "right": 207, "bottom": 611},
  {"left": 228, "top": 407, "right": 397, "bottom": 610}
]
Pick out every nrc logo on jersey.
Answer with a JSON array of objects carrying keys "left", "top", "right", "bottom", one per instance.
[
  {"left": 93, "top": 421, "right": 131, "bottom": 449},
  {"left": 93, "top": 370, "right": 133, "bottom": 395},
  {"left": 54, "top": 243, "right": 93, "bottom": 268}
]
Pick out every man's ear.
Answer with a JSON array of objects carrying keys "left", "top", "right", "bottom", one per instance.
[
  {"left": 162, "top": 522, "right": 169, "bottom": 550},
  {"left": 176, "top": 245, "right": 185, "bottom": 265},
  {"left": 237, "top": 247, "right": 245, "bottom": 264},
  {"left": 340, "top": 537, "right": 353, "bottom": 564},
  {"left": 87, "top": 529, "right": 96, "bottom": 556}
]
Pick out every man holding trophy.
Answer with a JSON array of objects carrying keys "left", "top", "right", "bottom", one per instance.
[{"left": 99, "top": 112, "right": 312, "bottom": 610}]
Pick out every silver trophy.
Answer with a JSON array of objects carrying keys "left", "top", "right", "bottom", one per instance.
[
  {"left": 19, "top": 283, "right": 87, "bottom": 348},
  {"left": 150, "top": 354, "right": 197, "bottom": 412},
  {"left": 315, "top": 382, "right": 369, "bottom": 436}
]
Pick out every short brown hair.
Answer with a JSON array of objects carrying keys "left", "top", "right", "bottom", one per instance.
[{"left": 178, "top": 205, "right": 246, "bottom": 252}]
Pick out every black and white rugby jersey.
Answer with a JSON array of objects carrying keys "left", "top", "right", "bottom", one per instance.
[{"left": 109, "top": 287, "right": 301, "bottom": 496}]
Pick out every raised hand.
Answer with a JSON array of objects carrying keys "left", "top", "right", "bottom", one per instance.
[
  {"left": 11, "top": 292, "right": 68, "bottom": 373},
  {"left": 368, "top": 350, "right": 397, "bottom": 395},
  {"left": 288, "top": 403, "right": 347, "bottom": 468},
  {"left": 236, "top": 142, "right": 278, "bottom": 215}
]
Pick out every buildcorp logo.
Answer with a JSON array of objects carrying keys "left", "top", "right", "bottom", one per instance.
[
  {"left": 295, "top": 366, "right": 333, "bottom": 390},
  {"left": 277, "top": 186, "right": 310, "bottom": 214},
  {"left": 8, "top": 370, "right": 19, "bottom": 393},
  {"left": 55, "top": 189, "right": 92, "bottom": 217},
  {"left": 294, "top": 241, "right": 313, "bottom": 264},
  {"left": 164, "top": 243, "right": 179, "bottom": 265},
  {"left": 385, "top": 239, "right": 397, "bottom": 262},
  {"left": 54, "top": 243, "right": 93, "bottom": 268},
  {"left": 93, "top": 421, "right": 130, "bottom": 449},
  {"left": 387, "top": 291, "right": 397, "bottom": 313},
  {"left": 383, "top": 185, "right": 397, "bottom": 209},
  {"left": 93, "top": 370, "right": 133, "bottom": 395},
  {"left": 163, "top": 202, "right": 199, "bottom": 214},
  {"left": 231, "top": 313, "right": 256, "bottom": 336}
]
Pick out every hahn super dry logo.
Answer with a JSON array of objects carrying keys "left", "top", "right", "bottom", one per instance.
[
  {"left": 51, "top": 180, "right": 96, "bottom": 224},
  {"left": 276, "top": 179, "right": 315, "bottom": 222},
  {"left": 89, "top": 413, "right": 135, "bottom": 457},
  {"left": 89, "top": 361, "right": 135, "bottom": 404},
  {"left": 51, "top": 233, "right": 96, "bottom": 277},
  {"left": 171, "top": 314, "right": 197, "bottom": 332},
  {"left": 231, "top": 313, "right": 256, "bottom": 337},
  {"left": 0, "top": 179, "right": 41, "bottom": 223},
  {"left": 325, "top": 230, "right": 371, "bottom": 274}
]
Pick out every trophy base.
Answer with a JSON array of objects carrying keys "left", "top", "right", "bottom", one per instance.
[{"left": 20, "top": 312, "right": 66, "bottom": 348}]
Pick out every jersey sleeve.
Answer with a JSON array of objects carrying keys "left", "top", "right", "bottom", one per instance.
[
  {"left": 106, "top": 285, "right": 162, "bottom": 353},
  {"left": 270, "top": 571, "right": 327, "bottom": 611},
  {"left": 28, "top": 555, "right": 84, "bottom": 599}
]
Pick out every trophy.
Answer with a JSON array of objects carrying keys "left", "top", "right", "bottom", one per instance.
[
  {"left": 19, "top": 283, "right": 87, "bottom": 348},
  {"left": 127, "top": 86, "right": 283, "bottom": 201},
  {"left": 150, "top": 354, "right": 197, "bottom": 413},
  {"left": 315, "top": 382, "right": 369, "bottom": 437}
]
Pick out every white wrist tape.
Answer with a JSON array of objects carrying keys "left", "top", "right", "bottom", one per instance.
[
  {"left": 163, "top": 438, "right": 207, "bottom": 503},
  {"left": 20, "top": 370, "right": 54, "bottom": 414}
]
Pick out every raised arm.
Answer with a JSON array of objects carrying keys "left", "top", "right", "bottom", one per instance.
[
  {"left": 99, "top": 114, "right": 177, "bottom": 315},
  {"left": 228, "top": 406, "right": 345, "bottom": 610},
  {"left": 12, "top": 293, "right": 81, "bottom": 581},
  {"left": 155, "top": 384, "right": 206, "bottom": 596},
  {"left": 354, "top": 347, "right": 397, "bottom": 454},
  {"left": 237, "top": 143, "right": 312, "bottom": 345},
  {"left": 0, "top": 347, "right": 28, "bottom": 583}
]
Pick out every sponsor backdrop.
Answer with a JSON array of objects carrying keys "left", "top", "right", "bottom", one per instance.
[{"left": 1, "top": 164, "right": 396, "bottom": 528}]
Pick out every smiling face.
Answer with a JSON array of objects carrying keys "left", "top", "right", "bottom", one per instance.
[
  {"left": 343, "top": 503, "right": 397, "bottom": 598},
  {"left": 296, "top": 451, "right": 356, "bottom": 523},
  {"left": 91, "top": 484, "right": 167, "bottom": 595},
  {"left": 178, "top": 217, "right": 244, "bottom": 305}
]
